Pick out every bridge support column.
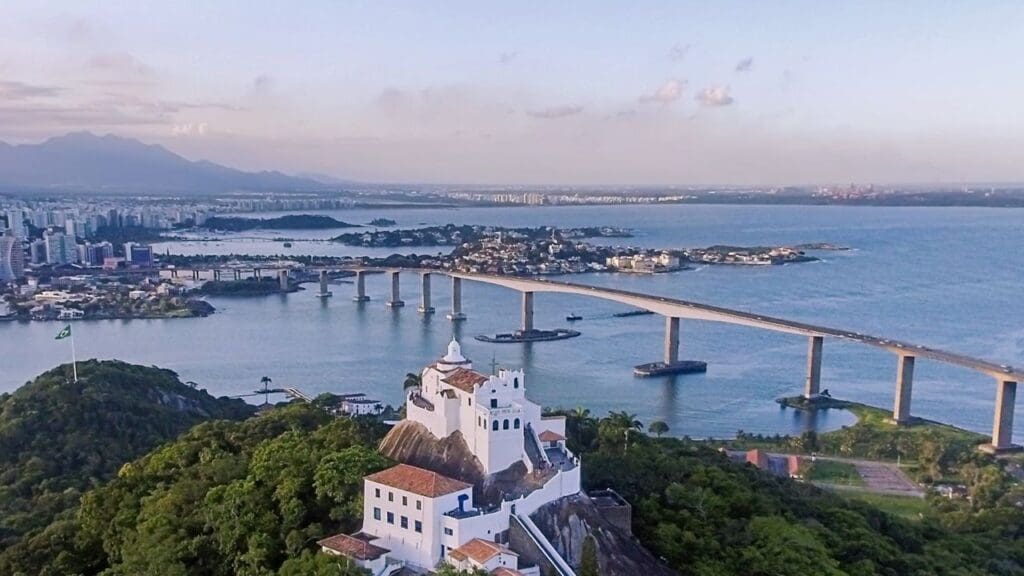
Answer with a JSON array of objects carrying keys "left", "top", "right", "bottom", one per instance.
[
  {"left": 171, "top": 269, "right": 178, "bottom": 278},
  {"left": 982, "top": 379, "right": 1020, "bottom": 453},
  {"left": 418, "top": 273, "right": 434, "bottom": 313},
  {"left": 386, "top": 271, "right": 405, "bottom": 307},
  {"left": 278, "top": 270, "right": 289, "bottom": 291},
  {"left": 521, "top": 291, "right": 534, "bottom": 332},
  {"left": 803, "top": 336, "right": 823, "bottom": 399},
  {"left": 664, "top": 316, "right": 680, "bottom": 365},
  {"left": 318, "top": 270, "right": 332, "bottom": 298},
  {"left": 892, "top": 355, "right": 915, "bottom": 425},
  {"left": 213, "top": 269, "right": 221, "bottom": 281},
  {"left": 446, "top": 277, "right": 466, "bottom": 321},
  {"left": 192, "top": 269, "right": 199, "bottom": 281},
  {"left": 254, "top": 268, "right": 261, "bottom": 279},
  {"left": 353, "top": 271, "right": 369, "bottom": 302},
  {"left": 233, "top": 269, "right": 241, "bottom": 280}
]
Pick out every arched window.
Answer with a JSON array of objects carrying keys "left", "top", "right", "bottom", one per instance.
[
  {"left": 513, "top": 418, "right": 520, "bottom": 429},
  {"left": 503, "top": 419, "right": 510, "bottom": 430},
  {"left": 513, "top": 377, "right": 519, "bottom": 389},
  {"left": 492, "top": 420, "right": 499, "bottom": 431}
]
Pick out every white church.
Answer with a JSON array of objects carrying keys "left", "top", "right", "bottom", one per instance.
[{"left": 319, "top": 339, "right": 581, "bottom": 576}]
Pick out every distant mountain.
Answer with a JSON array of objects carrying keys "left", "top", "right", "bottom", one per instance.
[{"left": 0, "top": 132, "right": 332, "bottom": 194}]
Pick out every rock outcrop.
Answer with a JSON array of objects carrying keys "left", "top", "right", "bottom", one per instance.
[{"left": 530, "top": 493, "right": 677, "bottom": 576}]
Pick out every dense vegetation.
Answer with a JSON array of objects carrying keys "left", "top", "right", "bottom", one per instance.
[
  {"left": 0, "top": 403, "right": 388, "bottom": 576},
  {"left": 558, "top": 407, "right": 1024, "bottom": 576},
  {"left": 196, "top": 278, "right": 294, "bottom": 296},
  {"left": 0, "top": 361, "right": 253, "bottom": 551},
  {"left": 3, "top": 365, "right": 1023, "bottom": 575},
  {"left": 203, "top": 215, "right": 358, "bottom": 232}
]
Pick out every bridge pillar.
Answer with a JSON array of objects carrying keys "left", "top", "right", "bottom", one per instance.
[
  {"left": 171, "top": 269, "right": 178, "bottom": 278},
  {"left": 664, "top": 316, "right": 680, "bottom": 365},
  {"left": 418, "top": 273, "right": 434, "bottom": 313},
  {"left": 318, "top": 270, "right": 332, "bottom": 298},
  {"left": 192, "top": 269, "right": 199, "bottom": 281},
  {"left": 521, "top": 291, "right": 535, "bottom": 332},
  {"left": 446, "top": 277, "right": 466, "bottom": 321},
  {"left": 213, "top": 269, "right": 221, "bottom": 281},
  {"left": 386, "top": 271, "right": 405, "bottom": 307},
  {"left": 803, "top": 336, "right": 823, "bottom": 399},
  {"left": 254, "top": 268, "right": 261, "bottom": 279},
  {"left": 353, "top": 270, "right": 369, "bottom": 302},
  {"left": 279, "top": 270, "right": 289, "bottom": 291},
  {"left": 233, "top": 269, "right": 241, "bottom": 280},
  {"left": 982, "top": 379, "right": 1020, "bottom": 453},
  {"left": 892, "top": 355, "right": 915, "bottom": 425}
]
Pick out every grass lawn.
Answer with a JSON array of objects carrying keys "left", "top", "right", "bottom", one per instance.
[
  {"left": 803, "top": 460, "right": 864, "bottom": 486},
  {"left": 843, "top": 492, "right": 932, "bottom": 521}
]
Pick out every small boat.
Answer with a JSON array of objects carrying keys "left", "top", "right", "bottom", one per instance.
[
  {"left": 282, "top": 242, "right": 293, "bottom": 248},
  {"left": 613, "top": 309, "right": 654, "bottom": 318},
  {"left": 566, "top": 313, "right": 583, "bottom": 321}
]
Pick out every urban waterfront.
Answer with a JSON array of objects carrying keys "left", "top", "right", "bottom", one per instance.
[{"left": 3, "top": 204, "right": 1022, "bottom": 441}]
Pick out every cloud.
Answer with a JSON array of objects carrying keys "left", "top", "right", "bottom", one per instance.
[
  {"left": 735, "top": 57, "right": 754, "bottom": 72},
  {"left": 527, "top": 105, "right": 584, "bottom": 119},
  {"left": 0, "top": 80, "right": 61, "bottom": 100},
  {"left": 498, "top": 51, "right": 518, "bottom": 65},
  {"left": 87, "top": 52, "right": 152, "bottom": 76},
  {"left": 640, "top": 79, "right": 686, "bottom": 104},
  {"left": 696, "top": 86, "right": 734, "bottom": 107},
  {"left": 668, "top": 43, "right": 691, "bottom": 62}
]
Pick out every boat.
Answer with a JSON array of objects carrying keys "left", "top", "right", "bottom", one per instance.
[
  {"left": 282, "top": 242, "right": 293, "bottom": 248},
  {"left": 566, "top": 313, "right": 583, "bottom": 321},
  {"left": 634, "top": 360, "right": 708, "bottom": 377},
  {"left": 613, "top": 309, "right": 654, "bottom": 318}
]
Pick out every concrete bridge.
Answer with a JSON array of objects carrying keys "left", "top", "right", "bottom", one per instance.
[{"left": 339, "top": 267, "right": 1019, "bottom": 454}]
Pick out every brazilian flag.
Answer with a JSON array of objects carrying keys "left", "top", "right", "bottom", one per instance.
[{"left": 55, "top": 324, "right": 71, "bottom": 340}]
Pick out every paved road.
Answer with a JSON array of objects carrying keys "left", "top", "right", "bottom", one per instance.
[{"left": 772, "top": 452, "right": 925, "bottom": 497}]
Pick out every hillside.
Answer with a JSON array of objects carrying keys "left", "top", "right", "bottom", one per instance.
[
  {"left": 0, "top": 360, "right": 255, "bottom": 549},
  {"left": 0, "top": 132, "right": 331, "bottom": 194},
  {"left": 202, "top": 214, "right": 359, "bottom": 231}
]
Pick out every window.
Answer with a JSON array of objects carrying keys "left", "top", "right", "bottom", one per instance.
[
  {"left": 490, "top": 398, "right": 498, "bottom": 408},
  {"left": 513, "top": 377, "right": 519, "bottom": 388},
  {"left": 514, "top": 418, "right": 520, "bottom": 429},
  {"left": 492, "top": 420, "right": 499, "bottom": 431},
  {"left": 375, "top": 488, "right": 380, "bottom": 498},
  {"left": 402, "top": 496, "right": 408, "bottom": 506},
  {"left": 416, "top": 500, "right": 422, "bottom": 510},
  {"left": 400, "top": 516, "right": 408, "bottom": 529},
  {"left": 415, "top": 520, "right": 423, "bottom": 533},
  {"left": 444, "top": 528, "right": 454, "bottom": 536},
  {"left": 468, "top": 398, "right": 472, "bottom": 406},
  {"left": 388, "top": 492, "right": 394, "bottom": 502},
  {"left": 503, "top": 419, "right": 510, "bottom": 430},
  {"left": 386, "top": 512, "right": 394, "bottom": 524},
  {"left": 373, "top": 507, "right": 381, "bottom": 521}
]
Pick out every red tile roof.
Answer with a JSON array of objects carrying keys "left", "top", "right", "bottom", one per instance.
[
  {"left": 443, "top": 367, "right": 489, "bottom": 392},
  {"left": 365, "top": 464, "right": 472, "bottom": 498},
  {"left": 448, "top": 538, "right": 516, "bottom": 564},
  {"left": 538, "top": 430, "right": 565, "bottom": 442},
  {"left": 317, "top": 533, "right": 389, "bottom": 561}
]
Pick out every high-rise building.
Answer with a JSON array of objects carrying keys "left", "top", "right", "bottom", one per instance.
[
  {"left": 43, "top": 231, "right": 78, "bottom": 265},
  {"left": 4, "top": 209, "right": 26, "bottom": 240},
  {"left": 29, "top": 239, "right": 47, "bottom": 264},
  {"left": 129, "top": 244, "right": 154, "bottom": 267},
  {"left": 0, "top": 230, "right": 25, "bottom": 282}
]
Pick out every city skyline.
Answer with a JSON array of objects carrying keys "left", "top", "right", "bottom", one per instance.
[{"left": 2, "top": 2, "right": 1024, "bottom": 186}]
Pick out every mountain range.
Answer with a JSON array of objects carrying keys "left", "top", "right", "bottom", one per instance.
[{"left": 0, "top": 132, "right": 331, "bottom": 194}]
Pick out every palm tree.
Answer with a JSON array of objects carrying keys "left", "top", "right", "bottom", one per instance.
[
  {"left": 605, "top": 410, "right": 643, "bottom": 431},
  {"left": 260, "top": 376, "right": 272, "bottom": 405},
  {"left": 403, "top": 372, "right": 422, "bottom": 391}
]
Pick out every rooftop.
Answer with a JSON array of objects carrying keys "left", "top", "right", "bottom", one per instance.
[
  {"left": 448, "top": 538, "right": 517, "bottom": 564},
  {"left": 443, "top": 367, "right": 490, "bottom": 393},
  {"left": 538, "top": 430, "right": 565, "bottom": 442},
  {"left": 364, "top": 463, "right": 472, "bottom": 498},
  {"left": 317, "top": 533, "right": 389, "bottom": 561}
]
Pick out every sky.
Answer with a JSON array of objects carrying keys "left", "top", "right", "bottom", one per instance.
[{"left": 1, "top": 1, "right": 1023, "bottom": 186}]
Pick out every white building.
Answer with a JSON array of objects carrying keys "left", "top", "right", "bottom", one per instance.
[
  {"left": 322, "top": 339, "right": 580, "bottom": 575},
  {"left": 341, "top": 396, "right": 384, "bottom": 416}
]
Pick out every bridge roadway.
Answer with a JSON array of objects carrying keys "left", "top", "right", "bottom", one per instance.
[{"left": 163, "top": 264, "right": 1020, "bottom": 452}]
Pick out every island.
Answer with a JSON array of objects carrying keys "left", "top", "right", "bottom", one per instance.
[
  {"left": 200, "top": 214, "right": 360, "bottom": 231},
  {"left": 367, "top": 217, "right": 397, "bottom": 227},
  {"left": 330, "top": 223, "right": 633, "bottom": 248},
  {"left": 1, "top": 281, "right": 215, "bottom": 321}
]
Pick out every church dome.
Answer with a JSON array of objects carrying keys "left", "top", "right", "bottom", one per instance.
[{"left": 437, "top": 338, "right": 471, "bottom": 370}]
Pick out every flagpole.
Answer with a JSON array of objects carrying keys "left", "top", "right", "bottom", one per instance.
[{"left": 70, "top": 326, "right": 78, "bottom": 383}]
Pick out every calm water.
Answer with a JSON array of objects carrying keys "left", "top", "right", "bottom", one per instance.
[{"left": 4, "top": 204, "right": 1023, "bottom": 441}]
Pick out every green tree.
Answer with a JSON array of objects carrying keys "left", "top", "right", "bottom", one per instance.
[
  {"left": 648, "top": 421, "right": 670, "bottom": 438},
  {"left": 579, "top": 535, "right": 600, "bottom": 576},
  {"left": 403, "top": 372, "right": 422, "bottom": 390}
]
